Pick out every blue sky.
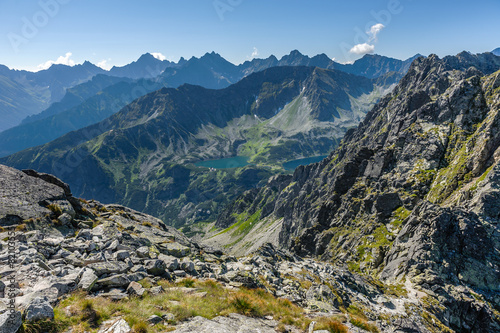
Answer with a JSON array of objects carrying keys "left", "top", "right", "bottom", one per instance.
[{"left": 0, "top": 0, "right": 499, "bottom": 71}]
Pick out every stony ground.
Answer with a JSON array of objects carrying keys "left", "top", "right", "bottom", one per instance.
[{"left": 0, "top": 164, "right": 459, "bottom": 333}]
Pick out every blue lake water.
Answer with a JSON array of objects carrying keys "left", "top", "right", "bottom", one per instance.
[
  {"left": 282, "top": 155, "right": 328, "bottom": 171},
  {"left": 194, "top": 156, "right": 250, "bottom": 169}
]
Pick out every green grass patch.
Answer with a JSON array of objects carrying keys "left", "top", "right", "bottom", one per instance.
[{"left": 53, "top": 279, "right": 347, "bottom": 332}]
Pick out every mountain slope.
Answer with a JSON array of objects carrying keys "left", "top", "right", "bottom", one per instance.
[
  {"left": 209, "top": 52, "right": 500, "bottom": 332},
  {"left": 0, "top": 74, "right": 49, "bottom": 132},
  {"left": 0, "top": 78, "right": 163, "bottom": 157},
  {"left": 20, "top": 74, "right": 131, "bottom": 125},
  {"left": 0, "top": 54, "right": 174, "bottom": 133},
  {"left": 1, "top": 66, "right": 393, "bottom": 227},
  {"left": 0, "top": 62, "right": 106, "bottom": 132},
  {"left": 492, "top": 47, "right": 500, "bottom": 56}
]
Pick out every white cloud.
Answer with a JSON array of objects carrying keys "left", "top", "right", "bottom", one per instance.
[
  {"left": 251, "top": 47, "right": 259, "bottom": 58},
  {"left": 349, "top": 23, "right": 385, "bottom": 56},
  {"left": 37, "top": 52, "right": 75, "bottom": 71},
  {"left": 369, "top": 23, "right": 385, "bottom": 42},
  {"left": 247, "top": 47, "right": 259, "bottom": 60},
  {"left": 97, "top": 59, "right": 112, "bottom": 70},
  {"left": 151, "top": 52, "right": 166, "bottom": 61},
  {"left": 349, "top": 43, "right": 375, "bottom": 55}
]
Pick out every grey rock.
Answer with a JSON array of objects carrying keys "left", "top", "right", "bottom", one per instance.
[
  {"left": 305, "top": 284, "right": 338, "bottom": 312},
  {"left": 98, "top": 318, "right": 131, "bottom": 333},
  {"left": 222, "top": 270, "right": 261, "bottom": 288},
  {"left": 126, "top": 281, "right": 145, "bottom": 297},
  {"left": 158, "top": 254, "right": 179, "bottom": 271},
  {"left": 0, "top": 165, "right": 69, "bottom": 224},
  {"left": 170, "top": 313, "right": 278, "bottom": 332},
  {"left": 130, "top": 265, "right": 146, "bottom": 273},
  {"left": 149, "top": 286, "right": 164, "bottom": 296},
  {"left": 78, "top": 269, "right": 99, "bottom": 291},
  {"left": 88, "top": 261, "right": 130, "bottom": 276},
  {"left": 162, "top": 312, "right": 175, "bottom": 322},
  {"left": 58, "top": 212, "right": 73, "bottom": 226},
  {"left": 24, "top": 297, "right": 54, "bottom": 321},
  {"left": 147, "top": 314, "right": 162, "bottom": 325},
  {"left": 144, "top": 259, "right": 166, "bottom": 276},
  {"left": 0, "top": 310, "right": 22, "bottom": 333},
  {"left": 127, "top": 272, "right": 147, "bottom": 282},
  {"left": 107, "top": 240, "right": 119, "bottom": 251},
  {"left": 115, "top": 250, "right": 130, "bottom": 261},
  {"left": 180, "top": 261, "right": 195, "bottom": 273},
  {"left": 96, "top": 274, "right": 130, "bottom": 288},
  {"left": 173, "top": 270, "right": 186, "bottom": 277},
  {"left": 162, "top": 242, "right": 190, "bottom": 258},
  {"left": 136, "top": 246, "right": 149, "bottom": 258}
]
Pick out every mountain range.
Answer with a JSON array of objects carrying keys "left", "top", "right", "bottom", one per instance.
[
  {"left": 0, "top": 65, "right": 398, "bottom": 227},
  {"left": 0, "top": 50, "right": 418, "bottom": 156},
  {"left": 0, "top": 54, "right": 174, "bottom": 133}
]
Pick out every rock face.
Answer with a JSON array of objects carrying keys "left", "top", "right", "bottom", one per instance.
[
  {"left": 213, "top": 52, "right": 500, "bottom": 332},
  {"left": 0, "top": 165, "right": 74, "bottom": 226}
]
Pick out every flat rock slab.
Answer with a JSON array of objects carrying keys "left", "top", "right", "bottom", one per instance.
[
  {"left": 0, "top": 165, "right": 68, "bottom": 224},
  {"left": 171, "top": 313, "right": 278, "bottom": 333}
]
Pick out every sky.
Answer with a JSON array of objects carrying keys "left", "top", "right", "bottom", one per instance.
[{"left": 0, "top": 0, "right": 499, "bottom": 72}]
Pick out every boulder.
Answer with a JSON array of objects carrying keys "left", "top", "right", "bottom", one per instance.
[
  {"left": 170, "top": 313, "right": 278, "bottom": 332},
  {"left": 0, "top": 310, "right": 22, "bottom": 333},
  {"left": 162, "top": 313, "right": 175, "bottom": 322},
  {"left": 222, "top": 270, "right": 261, "bottom": 288},
  {"left": 126, "top": 281, "right": 145, "bottom": 297},
  {"left": 57, "top": 212, "right": 73, "bottom": 226},
  {"left": 24, "top": 297, "right": 54, "bottom": 321},
  {"left": 98, "top": 318, "right": 131, "bottom": 333},
  {"left": 136, "top": 246, "right": 149, "bottom": 258},
  {"left": 147, "top": 315, "right": 162, "bottom": 325},
  {"left": 150, "top": 286, "right": 164, "bottom": 296},
  {"left": 158, "top": 254, "right": 179, "bottom": 271},
  {"left": 78, "top": 269, "right": 99, "bottom": 291},
  {"left": 305, "top": 284, "right": 338, "bottom": 312},
  {"left": 115, "top": 250, "right": 130, "bottom": 261},
  {"left": 96, "top": 274, "right": 130, "bottom": 288},
  {"left": 145, "top": 259, "right": 166, "bottom": 276},
  {"left": 163, "top": 242, "right": 190, "bottom": 258},
  {"left": 180, "top": 261, "right": 195, "bottom": 273},
  {"left": 88, "top": 261, "right": 130, "bottom": 276}
]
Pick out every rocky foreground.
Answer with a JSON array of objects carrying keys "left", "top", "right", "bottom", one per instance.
[{"left": 0, "top": 163, "right": 480, "bottom": 333}]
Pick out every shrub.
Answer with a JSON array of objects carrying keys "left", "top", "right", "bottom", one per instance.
[
  {"left": 132, "top": 321, "right": 149, "bottom": 333},
  {"left": 47, "top": 203, "right": 63, "bottom": 217}
]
